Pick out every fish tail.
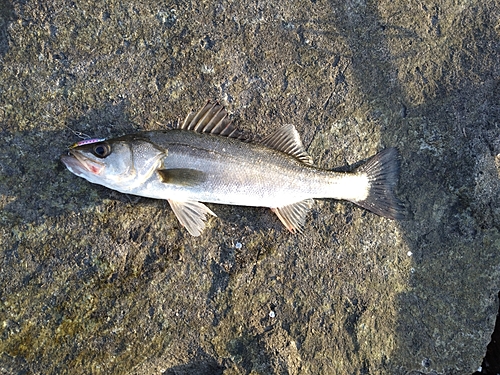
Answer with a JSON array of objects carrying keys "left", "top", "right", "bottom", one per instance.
[{"left": 351, "top": 147, "right": 404, "bottom": 219}]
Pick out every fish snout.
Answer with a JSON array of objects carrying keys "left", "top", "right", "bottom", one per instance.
[{"left": 61, "top": 151, "right": 105, "bottom": 176}]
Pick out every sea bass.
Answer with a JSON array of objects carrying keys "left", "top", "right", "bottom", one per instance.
[{"left": 61, "top": 101, "right": 402, "bottom": 236}]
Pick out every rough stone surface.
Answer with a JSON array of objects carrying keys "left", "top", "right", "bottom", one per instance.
[{"left": 1, "top": 0, "right": 499, "bottom": 374}]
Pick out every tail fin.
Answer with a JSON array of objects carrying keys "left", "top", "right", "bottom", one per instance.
[{"left": 352, "top": 148, "right": 403, "bottom": 219}]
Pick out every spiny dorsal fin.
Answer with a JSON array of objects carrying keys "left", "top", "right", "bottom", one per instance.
[
  {"left": 271, "top": 199, "right": 314, "bottom": 233},
  {"left": 260, "top": 124, "right": 314, "bottom": 165},
  {"left": 178, "top": 101, "right": 244, "bottom": 139}
]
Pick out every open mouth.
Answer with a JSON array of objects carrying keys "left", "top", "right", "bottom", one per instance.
[{"left": 61, "top": 151, "right": 105, "bottom": 176}]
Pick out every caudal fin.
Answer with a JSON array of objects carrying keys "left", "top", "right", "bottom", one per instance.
[{"left": 352, "top": 148, "right": 403, "bottom": 219}]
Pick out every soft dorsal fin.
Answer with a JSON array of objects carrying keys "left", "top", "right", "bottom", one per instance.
[
  {"left": 178, "top": 101, "right": 243, "bottom": 139},
  {"left": 260, "top": 124, "right": 314, "bottom": 165}
]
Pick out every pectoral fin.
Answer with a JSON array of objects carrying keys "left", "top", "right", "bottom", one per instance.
[
  {"left": 167, "top": 199, "right": 217, "bottom": 236},
  {"left": 157, "top": 168, "right": 206, "bottom": 187},
  {"left": 271, "top": 199, "right": 314, "bottom": 233}
]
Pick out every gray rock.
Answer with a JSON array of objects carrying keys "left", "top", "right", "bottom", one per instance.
[{"left": 0, "top": 0, "right": 499, "bottom": 374}]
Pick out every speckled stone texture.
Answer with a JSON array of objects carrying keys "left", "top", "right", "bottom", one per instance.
[{"left": 1, "top": 1, "right": 499, "bottom": 374}]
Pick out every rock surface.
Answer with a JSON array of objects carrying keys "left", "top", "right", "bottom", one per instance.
[{"left": 0, "top": 0, "right": 499, "bottom": 374}]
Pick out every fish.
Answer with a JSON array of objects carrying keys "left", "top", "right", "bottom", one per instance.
[{"left": 61, "top": 101, "right": 402, "bottom": 236}]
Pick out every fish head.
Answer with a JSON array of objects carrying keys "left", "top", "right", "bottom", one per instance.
[{"left": 61, "top": 136, "right": 164, "bottom": 191}]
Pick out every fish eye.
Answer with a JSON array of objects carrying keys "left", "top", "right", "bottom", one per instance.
[{"left": 92, "top": 143, "right": 111, "bottom": 158}]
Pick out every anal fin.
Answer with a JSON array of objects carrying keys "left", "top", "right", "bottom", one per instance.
[
  {"left": 167, "top": 199, "right": 217, "bottom": 236},
  {"left": 271, "top": 199, "right": 314, "bottom": 233}
]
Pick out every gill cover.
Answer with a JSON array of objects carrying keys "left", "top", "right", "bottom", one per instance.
[{"left": 63, "top": 136, "right": 165, "bottom": 192}]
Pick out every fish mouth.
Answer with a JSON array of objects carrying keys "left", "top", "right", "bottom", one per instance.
[{"left": 61, "top": 150, "right": 105, "bottom": 176}]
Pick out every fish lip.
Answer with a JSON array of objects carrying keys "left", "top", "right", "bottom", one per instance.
[{"left": 61, "top": 150, "right": 105, "bottom": 175}]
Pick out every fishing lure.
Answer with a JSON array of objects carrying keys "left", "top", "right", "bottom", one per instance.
[{"left": 69, "top": 138, "right": 106, "bottom": 149}]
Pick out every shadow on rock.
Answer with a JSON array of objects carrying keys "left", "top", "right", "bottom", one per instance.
[
  {"left": 165, "top": 350, "right": 224, "bottom": 375},
  {"left": 0, "top": 1, "right": 15, "bottom": 61},
  {"left": 327, "top": 0, "right": 500, "bottom": 373}
]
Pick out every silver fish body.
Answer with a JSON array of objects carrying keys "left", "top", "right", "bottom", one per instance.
[{"left": 61, "top": 102, "right": 402, "bottom": 236}]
